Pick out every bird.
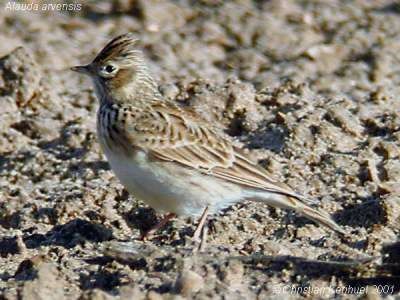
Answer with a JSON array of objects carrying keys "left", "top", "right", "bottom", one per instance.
[{"left": 71, "top": 33, "right": 345, "bottom": 246}]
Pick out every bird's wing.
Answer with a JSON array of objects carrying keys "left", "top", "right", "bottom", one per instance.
[{"left": 122, "top": 101, "right": 311, "bottom": 202}]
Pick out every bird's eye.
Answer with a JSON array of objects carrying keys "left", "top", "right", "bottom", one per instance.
[
  {"left": 105, "top": 65, "right": 115, "bottom": 73},
  {"left": 99, "top": 64, "right": 118, "bottom": 78}
]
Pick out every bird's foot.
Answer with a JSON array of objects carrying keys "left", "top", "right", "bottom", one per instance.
[
  {"left": 139, "top": 212, "right": 176, "bottom": 241},
  {"left": 191, "top": 206, "right": 209, "bottom": 252}
]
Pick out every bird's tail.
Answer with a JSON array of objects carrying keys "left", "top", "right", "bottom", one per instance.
[{"left": 249, "top": 191, "right": 346, "bottom": 235}]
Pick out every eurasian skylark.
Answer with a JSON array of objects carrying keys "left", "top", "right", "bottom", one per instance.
[{"left": 72, "top": 33, "right": 345, "bottom": 244}]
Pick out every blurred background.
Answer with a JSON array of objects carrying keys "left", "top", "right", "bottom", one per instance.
[{"left": 2, "top": 0, "right": 399, "bottom": 95}]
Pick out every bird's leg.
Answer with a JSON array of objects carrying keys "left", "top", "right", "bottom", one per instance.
[
  {"left": 198, "top": 223, "right": 208, "bottom": 252},
  {"left": 192, "top": 206, "right": 209, "bottom": 243},
  {"left": 140, "top": 212, "right": 176, "bottom": 240}
]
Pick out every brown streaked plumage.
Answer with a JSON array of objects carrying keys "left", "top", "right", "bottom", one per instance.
[
  {"left": 93, "top": 34, "right": 142, "bottom": 65},
  {"left": 72, "top": 33, "right": 346, "bottom": 244}
]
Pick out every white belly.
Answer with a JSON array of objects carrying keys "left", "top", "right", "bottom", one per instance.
[{"left": 103, "top": 148, "right": 244, "bottom": 217}]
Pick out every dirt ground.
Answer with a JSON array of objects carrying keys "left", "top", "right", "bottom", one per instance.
[{"left": 0, "top": 0, "right": 399, "bottom": 299}]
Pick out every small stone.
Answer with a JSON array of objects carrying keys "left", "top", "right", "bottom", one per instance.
[
  {"left": 0, "top": 47, "right": 41, "bottom": 107},
  {"left": 119, "top": 285, "right": 145, "bottom": 300},
  {"left": 224, "top": 79, "right": 260, "bottom": 132},
  {"left": 220, "top": 260, "right": 244, "bottom": 288},
  {"left": 366, "top": 158, "right": 380, "bottom": 183},
  {"left": 304, "top": 44, "right": 347, "bottom": 72},
  {"left": 0, "top": 96, "right": 18, "bottom": 115},
  {"left": 384, "top": 160, "right": 400, "bottom": 182},
  {"left": 382, "top": 195, "right": 400, "bottom": 230},
  {"left": 21, "top": 262, "right": 67, "bottom": 300},
  {"left": 379, "top": 142, "right": 400, "bottom": 159},
  {"left": 327, "top": 106, "right": 363, "bottom": 138},
  {"left": 147, "top": 291, "right": 163, "bottom": 300},
  {"left": 176, "top": 269, "right": 204, "bottom": 296}
]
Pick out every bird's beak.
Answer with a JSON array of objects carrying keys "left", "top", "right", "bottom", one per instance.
[{"left": 71, "top": 64, "right": 91, "bottom": 75}]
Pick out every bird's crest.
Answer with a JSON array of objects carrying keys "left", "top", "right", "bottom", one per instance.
[{"left": 93, "top": 33, "right": 141, "bottom": 65}]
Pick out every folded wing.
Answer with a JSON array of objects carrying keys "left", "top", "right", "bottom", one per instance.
[{"left": 123, "top": 101, "right": 313, "bottom": 203}]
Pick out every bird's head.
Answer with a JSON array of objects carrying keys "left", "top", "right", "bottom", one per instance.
[{"left": 72, "top": 33, "right": 158, "bottom": 104}]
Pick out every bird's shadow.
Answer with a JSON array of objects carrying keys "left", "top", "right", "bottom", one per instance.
[{"left": 22, "top": 218, "right": 114, "bottom": 249}]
